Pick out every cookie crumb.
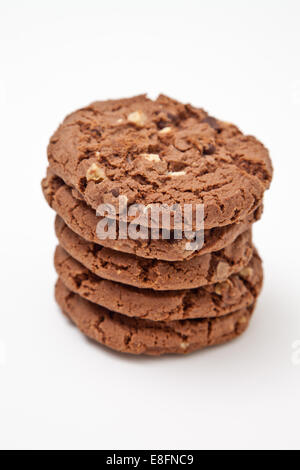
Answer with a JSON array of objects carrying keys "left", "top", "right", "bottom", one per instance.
[
  {"left": 86, "top": 163, "right": 106, "bottom": 182},
  {"left": 141, "top": 204, "right": 153, "bottom": 214},
  {"left": 185, "top": 242, "right": 195, "bottom": 251},
  {"left": 127, "top": 111, "right": 147, "bottom": 127},
  {"left": 141, "top": 153, "right": 161, "bottom": 162}
]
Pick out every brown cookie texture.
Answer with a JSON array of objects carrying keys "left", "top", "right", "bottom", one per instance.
[
  {"left": 55, "top": 279, "right": 256, "bottom": 356},
  {"left": 48, "top": 94, "right": 272, "bottom": 230},
  {"left": 55, "top": 216, "right": 254, "bottom": 291},
  {"left": 42, "top": 169, "right": 263, "bottom": 261},
  {"left": 54, "top": 245, "right": 262, "bottom": 321}
]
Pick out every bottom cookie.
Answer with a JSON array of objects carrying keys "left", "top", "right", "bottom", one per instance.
[{"left": 55, "top": 279, "right": 256, "bottom": 356}]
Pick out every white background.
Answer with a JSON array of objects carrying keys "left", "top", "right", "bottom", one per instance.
[{"left": 0, "top": 0, "right": 299, "bottom": 450}]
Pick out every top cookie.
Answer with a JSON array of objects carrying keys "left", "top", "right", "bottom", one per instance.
[{"left": 48, "top": 94, "right": 272, "bottom": 229}]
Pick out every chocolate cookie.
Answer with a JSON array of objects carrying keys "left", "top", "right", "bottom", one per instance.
[
  {"left": 42, "top": 169, "right": 263, "bottom": 261},
  {"left": 48, "top": 94, "right": 272, "bottom": 230},
  {"left": 55, "top": 217, "right": 254, "bottom": 291},
  {"left": 55, "top": 279, "right": 256, "bottom": 355},
  {"left": 54, "top": 245, "right": 262, "bottom": 321}
]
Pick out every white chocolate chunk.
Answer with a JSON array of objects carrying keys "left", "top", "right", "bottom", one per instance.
[
  {"left": 159, "top": 126, "right": 172, "bottom": 135},
  {"left": 127, "top": 111, "right": 147, "bottom": 127},
  {"left": 167, "top": 170, "right": 186, "bottom": 177},
  {"left": 141, "top": 153, "right": 161, "bottom": 162}
]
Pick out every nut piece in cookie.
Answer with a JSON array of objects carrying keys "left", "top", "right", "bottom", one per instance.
[
  {"left": 238, "top": 315, "right": 248, "bottom": 324},
  {"left": 214, "top": 279, "right": 232, "bottom": 296},
  {"left": 86, "top": 163, "right": 106, "bottom": 182},
  {"left": 214, "top": 283, "right": 224, "bottom": 296},
  {"left": 239, "top": 267, "right": 253, "bottom": 280},
  {"left": 216, "top": 261, "right": 230, "bottom": 280}
]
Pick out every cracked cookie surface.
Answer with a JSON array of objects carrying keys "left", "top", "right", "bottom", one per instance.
[
  {"left": 47, "top": 94, "right": 272, "bottom": 230},
  {"left": 42, "top": 169, "right": 262, "bottom": 261},
  {"left": 55, "top": 245, "right": 262, "bottom": 321},
  {"left": 55, "top": 278, "right": 256, "bottom": 355},
  {"left": 55, "top": 216, "right": 254, "bottom": 290}
]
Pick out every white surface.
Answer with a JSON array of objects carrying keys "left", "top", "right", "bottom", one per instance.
[{"left": 0, "top": 0, "right": 299, "bottom": 451}]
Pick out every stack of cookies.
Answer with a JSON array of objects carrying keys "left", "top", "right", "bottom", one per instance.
[{"left": 42, "top": 95, "right": 273, "bottom": 355}]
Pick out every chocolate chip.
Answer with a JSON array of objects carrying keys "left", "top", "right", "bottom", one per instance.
[
  {"left": 79, "top": 176, "right": 87, "bottom": 192},
  {"left": 203, "top": 116, "right": 221, "bottom": 132},
  {"left": 111, "top": 188, "right": 120, "bottom": 197},
  {"left": 157, "top": 119, "right": 168, "bottom": 129},
  {"left": 91, "top": 126, "right": 102, "bottom": 137},
  {"left": 203, "top": 144, "right": 216, "bottom": 155},
  {"left": 167, "top": 112, "right": 179, "bottom": 124}
]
